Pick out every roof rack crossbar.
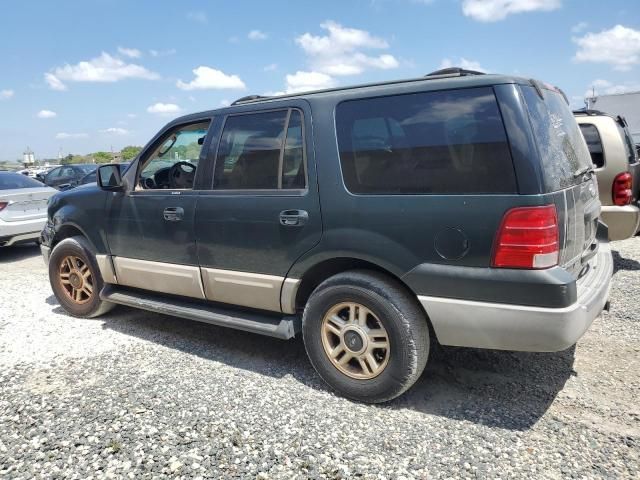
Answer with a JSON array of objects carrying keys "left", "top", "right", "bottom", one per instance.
[
  {"left": 425, "top": 67, "right": 485, "bottom": 77},
  {"left": 231, "top": 95, "right": 270, "bottom": 106}
]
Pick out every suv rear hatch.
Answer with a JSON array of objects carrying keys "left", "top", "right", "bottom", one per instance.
[
  {"left": 616, "top": 116, "right": 640, "bottom": 204},
  {"left": 521, "top": 84, "right": 601, "bottom": 277}
]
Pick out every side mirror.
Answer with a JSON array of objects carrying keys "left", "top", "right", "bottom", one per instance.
[{"left": 97, "top": 164, "right": 124, "bottom": 191}]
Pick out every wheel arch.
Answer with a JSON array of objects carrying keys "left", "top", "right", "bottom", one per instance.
[
  {"left": 51, "top": 222, "right": 95, "bottom": 252},
  {"left": 294, "top": 256, "right": 430, "bottom": 322}
]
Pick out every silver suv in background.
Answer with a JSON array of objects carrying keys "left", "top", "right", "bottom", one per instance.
[{"left": 575, "top": 110, "right": 640, "bottom": 240}]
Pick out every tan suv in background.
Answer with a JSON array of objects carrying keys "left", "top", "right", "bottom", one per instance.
[{"left": 575, "top": 110, "right": 640, "bottom": 240}]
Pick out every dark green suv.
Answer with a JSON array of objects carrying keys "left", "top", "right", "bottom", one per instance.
[{"left": 41, "top": 71, "right": 613, "bottom": 403}]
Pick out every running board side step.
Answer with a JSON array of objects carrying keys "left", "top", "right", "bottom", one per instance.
[{"left": 100, "top": 285, "right": 301, "bottom": 340}]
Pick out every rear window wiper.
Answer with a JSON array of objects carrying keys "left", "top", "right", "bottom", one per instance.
[{"left": 574, "top": 165, "right": 595, "bottom": 178}]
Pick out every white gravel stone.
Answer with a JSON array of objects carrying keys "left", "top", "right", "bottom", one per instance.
[{"left": 1, "top": 241, "right": 639, "bottom": 478}]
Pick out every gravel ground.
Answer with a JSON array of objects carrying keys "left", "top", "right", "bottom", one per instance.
[{"left": 0, "top": 241, "right": 639, "bottom": 479}]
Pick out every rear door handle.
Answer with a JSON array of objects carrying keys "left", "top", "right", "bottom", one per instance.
[
  {"left": 279, "top": 209, "right": 308, "bottom": 227},
  {"left": 163, "top": 207, "right": 184, "bottom": 222}
]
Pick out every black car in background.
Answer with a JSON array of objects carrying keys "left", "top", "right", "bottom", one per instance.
[{"left": 42, "top": 164, "right": 97, "bottom": 190}]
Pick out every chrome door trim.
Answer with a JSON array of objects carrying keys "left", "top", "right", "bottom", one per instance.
[
  {"left": 113, "top": 257, "right": 206, "bottom": 299},
  {"left": 201, "top": 268, "right": 293, "bottom": 313}
]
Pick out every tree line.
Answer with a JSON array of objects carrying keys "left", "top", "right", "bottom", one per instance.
[{"left": 61, "top": 146, "right": 143, "bottom": 164}]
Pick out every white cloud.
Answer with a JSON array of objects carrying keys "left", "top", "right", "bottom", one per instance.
[
  {"left": 37, "top": 110, "right": 57, "bottom": 119},
  {"left": 220, "top": 99, "right": 231, "bottom": 107},
  {"left": 118, "top": 46, "right": 142, "bottom": 58},
  {"left": 573, "top": 25, "right": 640, "bottom": 71},
  {"left": 147, "top": 103, "right": 182, "bottom": 115},
  {"left": 439, "top": 57, "right": 487, "bottom": 72},
  {"left": 186, "top": 11, "right": 208, "bottom": 24},
  {"left": 45, "top": 73, "right": 67, "bottom": 91},
  {"left": 100, "top": 127, "right": 129, "bottom": 135},
  {"left": 45, "top": 52, "right": 160, "bottom": 90},
  {"left": 571, "top": 21, "right": 588, "bottom": 33},
  {"left": 248, "top": 30, "right": 268, "bottom": 41},
  {"left": 462, "top": 0, "right": 561, "bottom": 22},
  {"left": 0, "top": 89, "right": 14, "bottom": 100},
  {"left": 149, "top": 48, "right": 176, "bottom": 57},
  {"left": 285, "top": 71, "right": 335, "bottom": 94},
  {"left": 584, "top": 79, "right": 640, "bottom": 98},
  {"left": 295, "top": 21, "right": 399, "bottom": 76},
  {"left": 56, "top": 132, "right": 88, "bottom": 139},
  {"left": 264, "top": 63, "right": 278, "bottom": 72},
  {"left": 127, "top": 113, "right": 137, "bottom": 118},
  {"left": 176, "top": 66, "right": 246, "bottom": 90}
]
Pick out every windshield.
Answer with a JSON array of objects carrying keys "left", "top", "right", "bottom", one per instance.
[
  {"left": 521, "top": 85, "right": 592, "bottom": 191},
  {"left": 0, "top": 172, "right": 45, "bottom": 190},
  {"left": 77, "top": 164, "right": 97, "bottom": 174}
]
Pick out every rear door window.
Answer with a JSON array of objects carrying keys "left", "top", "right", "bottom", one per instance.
[
  {"left": 214, "top": 109, "right": 307, "bottom": 190},
  {"left": 335, "top": 87, "right": 516, "bottom": 194},
  {"left": 521, "top": 86, "right": 592, "bottom": 191},
  {"left": 579, "top": 123, "right": 605, "bottom": 168}
]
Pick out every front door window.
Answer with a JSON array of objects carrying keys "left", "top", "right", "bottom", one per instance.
[{"left": 138, "top": 121, "right": 210, "bottom": 190}]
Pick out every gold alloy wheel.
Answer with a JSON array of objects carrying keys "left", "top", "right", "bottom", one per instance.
[
  {"left": 321, "top": 302, "right": 390, "bottom": 379},
  {"left": 58, "top": 255, "right": 94, "bottom": 304}
]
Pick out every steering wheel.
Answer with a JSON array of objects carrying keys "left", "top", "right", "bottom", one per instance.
[{"left": 168, "top": 161, "right": 196, "bottom": 189}]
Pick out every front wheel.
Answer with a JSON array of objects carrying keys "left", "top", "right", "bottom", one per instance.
[
  {"left": 302, "top": 270, "right": 430, "bottom": 403},
  {"left": 48, "top": 236, "right": 115, "bottom": 318}
]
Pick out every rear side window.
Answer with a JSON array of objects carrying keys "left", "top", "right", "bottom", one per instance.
[
  {"left": 214, "top": 109, "right": 306, "bottom": 190},
  {"left": 335, "top": 87, "right": 516, "bottom": 194},
  {"left": 579, "top": 123, "right": 605, "bottom": 168},
  {"left": 617, "top": 123, "right": 638, "bottom": 165},
  {"left": 521, "top": 86, "right": 592, "bottom": 191}
]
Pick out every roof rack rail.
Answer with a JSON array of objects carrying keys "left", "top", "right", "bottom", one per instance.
[
  {"left": 572, "top": 109, "right": 608, "bottom": 116},
  {"left": 231, "top": 95, "right": 270, "bottom": 106},
  {"left": 425, "top": 67, "right": 485, "bottom": 77}
]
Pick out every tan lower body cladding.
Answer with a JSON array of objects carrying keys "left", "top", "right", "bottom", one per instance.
[{"left": 98, "top": 256, "right": 299, "bottom": 314}]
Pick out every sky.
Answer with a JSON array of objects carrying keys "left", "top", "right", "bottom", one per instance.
[{"left": 0, "top": 0, "right": 638, "bottom": 161}]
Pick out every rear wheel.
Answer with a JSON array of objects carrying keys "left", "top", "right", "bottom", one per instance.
[
  {"left": 49, "top": 236, "right": 114, "bottom": 318},
  {"left": 302, "top": 270, "right": 430, "bottom": 403}
]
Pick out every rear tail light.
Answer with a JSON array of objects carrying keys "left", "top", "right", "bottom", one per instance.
[
  {"left": 0, "top": 201, "right": 7, "bottom": 212},
  {"left": 612, "top": 172, "right": 632, "bottom": 206},
  {"left": 492, "top": 205, "right": 559, "bottom": 269}
]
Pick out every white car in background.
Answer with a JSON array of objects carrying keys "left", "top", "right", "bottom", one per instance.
[{"left": 0, "top": 172, "right": 57, "bottom": 247}]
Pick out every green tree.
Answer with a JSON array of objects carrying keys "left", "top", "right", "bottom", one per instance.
[
  {"left": 121, "top": 145, "right": 143, "bottom": 161},
  {"left": 92, "top": 151, "right": 113, "bottom": 163},
  {"left": 61, "top": 154, "right": 74, "bottom": 165}
]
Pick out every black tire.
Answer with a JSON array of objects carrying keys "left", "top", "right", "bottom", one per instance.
[
  {"left": 302, "top": 270, "right": 430, "bottom": 403},
  {"left": 48, "top": 236, "right": 115, "bottom": 318}
]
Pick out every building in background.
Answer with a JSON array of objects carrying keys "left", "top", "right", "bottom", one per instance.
[
  {"left": 22, "top": 147, "right": 35, "bottom": 167},
  {"left": 587, "top": 91, "right": 640, "bottom": 143}
]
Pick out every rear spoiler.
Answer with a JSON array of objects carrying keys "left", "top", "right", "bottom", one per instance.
[{"left": 529, "top": 79, "right": 570, "bottom": 105}]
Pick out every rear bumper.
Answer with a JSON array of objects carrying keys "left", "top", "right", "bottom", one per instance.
[
  {"left": 418, "top": 242, "right": 613, "bottom": 352},
  {"left": 0, "top": 217, "right": 47, "bottom": 247},
  {"left": 601, "top": 204, "right": 640, "bottom": 241}
]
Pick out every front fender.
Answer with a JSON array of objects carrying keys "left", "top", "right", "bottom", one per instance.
[{"left": 44, "top": 186, "right": 110, "bottom": 253}]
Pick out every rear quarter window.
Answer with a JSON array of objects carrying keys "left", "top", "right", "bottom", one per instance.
[
  {"left": 579, "top": 123, "right": 605, "bottom": 168},
  {"left": 335, "top": 87, "right": 517, "bottom": 195}
]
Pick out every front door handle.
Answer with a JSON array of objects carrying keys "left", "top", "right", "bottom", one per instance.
[
  {"left": 279, "top": 209, "right": 308, "bottom": 227},
  {"left": 163, "top": 207, "right": 184, "bottom": 222}
]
